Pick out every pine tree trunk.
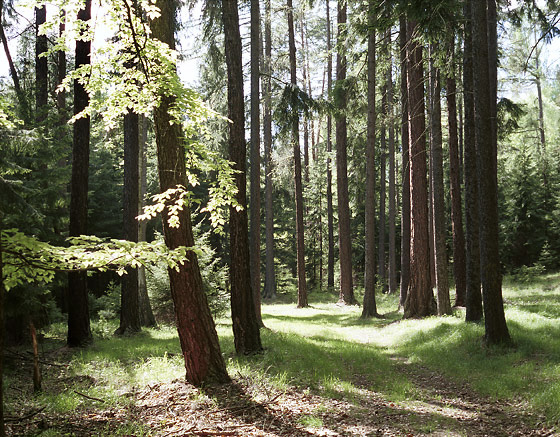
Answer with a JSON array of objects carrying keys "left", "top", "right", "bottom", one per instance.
[
  {"left": 35, "top": 5, "right": 47, "bottom": 124},
  {"left": 403, "top": 20, "right": 433, "bottom": 319},
  {"left": 67, "top": 0, "right": 92, "bottom": 348},
  {"left": 152, "top": 0, "right": 230, "bottom": 384},
  {"left": 116, "top": 110, "right": 141, "bottom": 335},
  {"left": 0, "top": 225, "right": 5, "bottom": 437},
  {"left": 250, "top": 0, "right": 263, "bottom": 327},
  {"left": 472, "top": 0, "right": 510, "bottom": 345},
  {"left": 445, "top": 49, "right": 467, "bottom": 307},
  {"left": 387, "top": 44, "right": 397, "bottom": 296},
  {"left": 262, "top": 0, "right": 276, "bottom": 300},
  {"left": 287, "top": 0, "right": 308, "bottom": 308},
  {"left": 378, "top": 112, "right": 387, "bottom": 294},
  {"left": 429, "top": 49, "right": 451, "bottom": 316},
  {"left": 463, "top": 0, "right": 483, "bottom": 322},
  {"left": 336, "top": 0, "right": 355, "bottom": 305},
  {"left": 138, "top": 115, "right": 157, "bottom": 327},
  {"left": 362, "top": 2, "right": 379, "bottom": 318},
  {"left": 326, "top": 0, "right": 335, "bottom": 292},
  {"left": 399, "top": 15, "right": 411, "bottom": 309},
  {"left": 223, "top": 0, "right": 263, "bottom": 353}
]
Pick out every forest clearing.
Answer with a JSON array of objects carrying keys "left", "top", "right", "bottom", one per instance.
[{"left": 4, "top": 273, "right": 560, "bottom": 436}]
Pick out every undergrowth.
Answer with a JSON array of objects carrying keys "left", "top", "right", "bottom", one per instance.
[{"left": 4, "top": 273, "right": 560, "bottom": 434}]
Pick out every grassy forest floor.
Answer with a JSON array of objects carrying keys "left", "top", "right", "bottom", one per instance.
[{"left": 4, "top": 272, "right": 560, "bottom": 436}]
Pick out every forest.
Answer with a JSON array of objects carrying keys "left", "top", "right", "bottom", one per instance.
[{"left": 1, "top": 0, "right": 560, "bottom": 435}]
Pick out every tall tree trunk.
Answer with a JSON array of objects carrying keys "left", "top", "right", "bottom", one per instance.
[
  {"left": 403, "top": 20, "right": 433, "bottom": 319},
  {"left": 0, "top": 224, "right": 5, "bottom": 437},
  {"left": 429, "top": 48, "right": 451, "bottom": 316},
  {"left": 152, "top": 0, "right": 230, "bottom": 384},
  {"left": 362, "top": 1, "right": 379, "bottom": 318},
  {"left": 336, "top": 0, "right": 355, "bottom": 305},
  {"left": 223, "top": 0, "right": 263, "bottom": 354},
  {"left": 35, "top": 5, "right": 48, "bottom": 124},
  {"left": 250, "top": 0, "right": 263, "bottom": 327},
  {"left": 287, "top": 0, "right": 308, "bottom": 307},
  {"left": 325, "top": 0, "right": 335, "bottom": 292},
  {"left": 116, "top": 110, "right": 141, "bottom": 335},
  {"left": 463, "top": 0, "right": 482, "bottom": 322},
  {"left": 473, "top": 0, "right": 510, "bottom": 345},
  {"left": 300, "top": 21, "right": 310, "bottom": 183},
  {"left": 138, "top": 117, "right": 157, "bottom": 327},
  {"left": 445, "top": 45, "right": 466, "bottom": 307},
  {"left": 399, "top": 15, "right": 411, "bottom": 309},
  {"left": 67, "top": 0, "right": 93, "bottom": 348},
  {"left": 387, "top": 42, "right": 397, "bottom": 296},
  {"left": 262, "top": 0, "right": 276, "bottom": 300},
  {"left": 378, "top": 102, "right": 387, "bottom": 294}
]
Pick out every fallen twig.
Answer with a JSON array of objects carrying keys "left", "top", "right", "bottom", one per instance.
[
  {"left": 73, "top": 390, "right": 106, "bottom": 403},
  {"left": 4, "top": 406, "right": 46, "bottom": 423}
]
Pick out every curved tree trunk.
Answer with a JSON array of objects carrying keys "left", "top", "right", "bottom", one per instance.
[
  {"left": 152, "top": 0, "right": 230, "bottom": 384},
  {"left": 223, "top": 0, "right": 263, "bottom": 354},
  {"left": 67, "top": 0, "right": 92, "bottom": 348}
]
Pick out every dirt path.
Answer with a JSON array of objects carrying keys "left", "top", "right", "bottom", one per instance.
[{"left": 7, "top": 357, "right": 557, "bottom": 436}]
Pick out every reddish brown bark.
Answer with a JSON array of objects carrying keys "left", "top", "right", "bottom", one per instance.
[
  {"left": 403, "top": 20, "right": 433, "bottom": 319},
  {"left": 152, "top": 0, "right": 230, "bottom": 384},
  {"left": 399, "top": 15, "right": 411, "bottom": 309},
  {"left": 223, "top": 0, "right": 263, "bottom": 354}
]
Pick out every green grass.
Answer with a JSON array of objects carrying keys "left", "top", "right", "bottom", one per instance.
[{"left": 6, "top": 273, "right": 560, "bottom": 434}]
